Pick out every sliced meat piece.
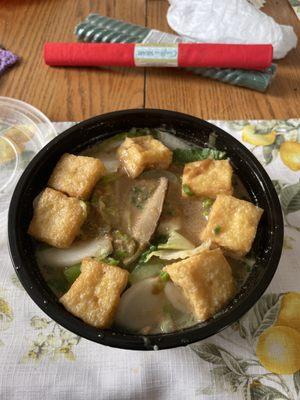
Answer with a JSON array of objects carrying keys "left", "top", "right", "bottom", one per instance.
[
  {"left": 158, "top": 179, "right": 206, "bottom": 245},
  {"left": 180, "top": 197, "right": 207, "bottom": 245},
  {"left": 91, "top": 176, "right": 168, "bottom": 254},
  {"left": 131, "top": 177, "right": 168, "bottom": 245}
]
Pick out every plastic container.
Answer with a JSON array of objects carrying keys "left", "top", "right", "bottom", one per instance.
[{"left": 0, "top": 97, "right": 57, "bottom": 239}]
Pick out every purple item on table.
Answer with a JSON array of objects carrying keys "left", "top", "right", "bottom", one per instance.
[{"left": 0, "top": 48, "right": 18, "bottom": 75}]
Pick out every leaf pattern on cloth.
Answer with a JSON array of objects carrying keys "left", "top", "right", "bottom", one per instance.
[
  {"left": 273, "top": 180, "right": 300, "bottom": 232},
  {"left": 239, "top": 293, "right": 282, "bottom": 347},
  {"left": 22, "top": 316, "right": 81, "bottom": 362},
  {"left": 293, "top": 371, "right": 300, "bottom": 396},
  {"left": 249, "top": 383, "right": 290, "bottom": 400},
  {"left": 10, "top": 273, "right": 24, "bottom": 290},
  {"left": 280, "top": 181, "right": 300, "bottom": 215},
  {"left": 192, "top": 292, "right": 300, "bottom": 399},
  {"left": 227, "top": 119, "right": 300, "bottom": 169},
  {"left": 283, "top": 235, "right": 295, "bottom": 250},
  {"left": 0, "top": 292, "right": 13, "bottom": 345},
  {"left": 191, "top": 341, "right": 292, "bottom": 399}
]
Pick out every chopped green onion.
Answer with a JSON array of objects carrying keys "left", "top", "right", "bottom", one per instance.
[
  {"left": 104, "top": 257, "right": 119, "bottom": 266},
  {"left": 202, "top": 198, "right": 213, "bottom": 217},
  {"left": 159, "top": 271, "right": 170, "bottom": 283},
  {"left": 91, "top": 192, "right": 99, "bottom": 206},
  {"left": 64, "top": 264, "right": 81, "bottom": 285},
  {"left": 131, "top": 185, "right": 151, "bottom": 209},
  {"left": 115, "top": 250, "right": 128, "bottom": 260},
  {"left": 182, "top": 184, "right": 194, "bottom": 196},
  {"left": 173, "top": 148, "right": 227, "bottom": 164},
  {"left": 213, "top": 225, "right": 222, "bottom": 235},
  {"left": 113, "top": 230, "right": 129, "bottom": 241},
  {"left": 202, "top": 198, "right": 213, "bottom": 209},
  {"left": 100, "top": 173, "right": 118, "bottom": 185},
  {"left": 139, "top": 245, "right": 158, "bottom": 263},
  {"left": 202, "top": 209, "right": 210, "bottom": 217}
]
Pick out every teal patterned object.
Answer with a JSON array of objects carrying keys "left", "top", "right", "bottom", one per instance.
[
  {"left": 189, "top": 64, "right": 277, "bottom": 92},
  {"left": 76, "top": 14, "right": 150, "bottom": 43},
  {"left": 76, "top": 23, "right": 148, "bottom": 43},
  {"left": 75, "top": 14, "right": 276, "bottom": 92}
]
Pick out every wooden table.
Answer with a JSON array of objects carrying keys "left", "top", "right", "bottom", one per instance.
[{"left": 0, "top": 0, "right": 299, "bottom": 121}]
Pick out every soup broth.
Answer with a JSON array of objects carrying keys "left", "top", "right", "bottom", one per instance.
[{"left": 32, "top": 128, "right": 261, "bottom": 334}]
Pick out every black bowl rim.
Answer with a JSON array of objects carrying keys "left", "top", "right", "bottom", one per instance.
[{"left": 8, "top": 108, "right": 284, "bottom": 351}]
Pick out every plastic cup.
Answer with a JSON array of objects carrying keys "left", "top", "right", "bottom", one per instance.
[{"left": 0, "top": 97, "right": 57, "bottom": 239}]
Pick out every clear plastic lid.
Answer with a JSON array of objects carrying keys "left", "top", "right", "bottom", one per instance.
[{"left": 0, "top": 97, "right": 57, "bottom": 236}]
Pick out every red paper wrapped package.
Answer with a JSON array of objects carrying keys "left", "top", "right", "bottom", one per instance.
[{"left": 44, "top": 42, "right": 273, "bottom": 70}]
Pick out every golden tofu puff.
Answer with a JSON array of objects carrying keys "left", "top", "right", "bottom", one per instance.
[
  {"left": 117, "top": 135, "right": 173, "bottom": 179},
  {"left": 60, "top": 258, "right": 129, "bottom": 328},
  {"left": 182, "top": 159, "right": 233, "bottom": 198},
  {"left": 201, "top": 194, "right": 263, "bottom": 258},
  {"left": 163, "top": 249, "right": 235, "bottom": 321},
  {"left": 28, "top": 188, "right": 87, "bottom": 248},
  {"left": 48, "top": 153, "right": 106, "bottom": 200}
]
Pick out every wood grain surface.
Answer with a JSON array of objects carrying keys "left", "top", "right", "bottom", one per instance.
[
  {"left": 0, "top": 0, "right": 146, "bottom": 121},
  {"left": 0, "top": 0, "right": 299, "bottom": 121},
  {"left": 146, "top": 0, "right": 300, "bottom": 120}
]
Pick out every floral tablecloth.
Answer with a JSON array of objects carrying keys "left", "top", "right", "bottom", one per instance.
[{"left": 0, "top": 120, "right": 299, "bottom": 400}]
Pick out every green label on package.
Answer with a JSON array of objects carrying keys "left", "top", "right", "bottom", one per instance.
[{"left": 134, "top": 43, "right": 178, "bottom": 67}]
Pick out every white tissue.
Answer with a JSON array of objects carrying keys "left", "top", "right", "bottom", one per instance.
[{"left": 167, "top": 0, "right": 297, "bottom": 59}]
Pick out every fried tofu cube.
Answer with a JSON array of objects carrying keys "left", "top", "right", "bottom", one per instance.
[
  {"left": 28, "top": 188, "right": 86, "bottom": 248},
  {"left": 201, "top": 195, "right": 263, "bottom": 257},
  {"left": 182, "top": 159, "right": 233, "bottom": 198},
  {"left": 117, "top": 135, "right": 172, "bottom": 179},
  {"left": 48, "top": 153, "right": 106, "bottom": 200},
  {"left": 164, "top": 249, "right": 235, "bottom": 321},
  {"left": 60, "top": 258, "right": 129, "bottom": 328}
]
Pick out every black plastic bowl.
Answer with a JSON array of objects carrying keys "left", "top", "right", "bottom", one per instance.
[{"left": 8, "top": 109, "right": 283, "bottom": 350}]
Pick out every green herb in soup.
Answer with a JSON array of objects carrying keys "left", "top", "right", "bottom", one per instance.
[
  {"left": 29, "top": 129, "right": 263, "bottom": 334},
  {"left": 182, "top": 183, "right": 194, "bottom": 196},
  {"left": 131, "top": 184, "right": 154, "bottom": 209},
  {"left": 64, "top": 264, "right": 81, "bottom": 285},
  {"left": 172, "top": 147, "right": 227, "bottom": 164},
  {"left": 213, "top": 225, "right": 222, "bottom": 235}
]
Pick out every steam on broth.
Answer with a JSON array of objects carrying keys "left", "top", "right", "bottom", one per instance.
[{"left": 28, "top": 128, "right": 263, "bottom": 334}]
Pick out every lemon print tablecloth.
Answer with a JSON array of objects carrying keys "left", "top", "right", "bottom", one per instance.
[{"left": 0, "top": 120, "right": 299, "bottom": 400}]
